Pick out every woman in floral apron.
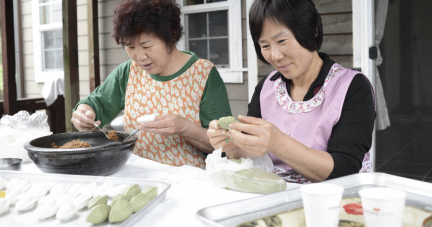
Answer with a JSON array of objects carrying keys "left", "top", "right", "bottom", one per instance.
[
  {"left": 71, "top": 0, "right": 231, "bottom": 169},
  {"left": 207, "top": 0, "right": 376, "bottom": 183}
]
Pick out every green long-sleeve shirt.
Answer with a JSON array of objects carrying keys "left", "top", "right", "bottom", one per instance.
[{"left": 74, "top": 52, "right": 232, "bottom": 129}]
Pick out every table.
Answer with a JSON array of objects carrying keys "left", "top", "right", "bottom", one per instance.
[{"left": 21, "top": 154, "right": 300, "bottom": 226}]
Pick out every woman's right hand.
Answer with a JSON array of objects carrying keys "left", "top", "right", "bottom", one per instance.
[
  {"left": 71, "top": 104, "right": 99, "bottom": 131},
  {"left": 207, "top": 120, "right": 232, "bottom": 150}
]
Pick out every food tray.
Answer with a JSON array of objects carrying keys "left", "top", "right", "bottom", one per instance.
[
  {"left": 196, "top": 172, "right": 432, "bottom": 227},
  {"left": 0, "top": 170, "right": 170, "bottom": 226}
]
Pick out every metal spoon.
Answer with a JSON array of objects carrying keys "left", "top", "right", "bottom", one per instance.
[
  {"left": 93, "top": 123, "right": 110, "bottom": 139},
  {"left": 123, "top": 128, "right": 140, "bottom": 141}
]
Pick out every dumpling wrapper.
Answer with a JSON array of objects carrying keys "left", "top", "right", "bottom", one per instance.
[
  {"left": 34, "top": 201, "right": 58, "bottom": 219},
  {"left": 124, "top": 184, "right": 141, "bottom": 200},
  {"left": 108, "top": 199, "right": 133, "bottom": 223},
  {"left": 88, "top": 195, "right": 108, "bottom": 210},
  {"left": 223, "top": 167, "right": 287, "bottom": 194},
  {"left": 218, "top": 116, "right": 239, "bottom": 130},
  {"left": 111, "top": 194, "right": 129, "bottom": 207},
  {"left": 130, "top": 186, "right": 157, "bottom": 213},
  {"left": 137, "top": 114, "right": 156, "bottom": 124},
  {"left": 0, "top": 177, "right": 7, "bottom": 190},
  {"left": 86, "top": 204, "right": 111, "bottom": 224},
  {"left": 56, "top": 203, "right": 78, "bottom": 221},
  {"left": 0, "top": 198, "right": 10, "bottom": 215}
]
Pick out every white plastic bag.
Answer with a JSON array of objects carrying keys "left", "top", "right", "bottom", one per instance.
[
  {"left": 0, "top": 111, "right": 52, "bottom": 162},
  {"left": 205, "top": 147, "right": 286, "bottom": 194}
]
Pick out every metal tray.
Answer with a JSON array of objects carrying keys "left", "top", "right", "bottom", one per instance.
[
  {"left": 0, "top": 170, "right": 170, "bottom": 227},
  {"left": 196, "top": 172, "right": 432, "bottom": 227}
]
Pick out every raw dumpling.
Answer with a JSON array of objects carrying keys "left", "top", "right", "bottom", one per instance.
[
  {"left": 80, "top": 182, "right": 97, "bottom": 197},
  {"left": 38, "top": 194, "right": 58, "bottom": 205},
  {"left": 124, "top": 184, "right": 141, "bottom": 200},
  {"left": 5, "top": 178, "right": 21, "bottom": 191},
  {"left": 0, "top": 198, "right": 10, "bottom": 215},
  {"left": 67, "top": 184, "right": 84, "bottom": 197},
  {"left": 111, "top": 194, "right": 129, "bottom": 207},
  {"left": 0, "top": 177, "right": 7, "bottom": 190},
  {"left": 108, "top": 199, "right": 133, "bottom": 223},
  {"left": 15, "top": 179, "right": 32, "bottom": 192},
  {"left": 88, "top": 195, "right": 108, "bottom": 210},
  {"left": 15, "top": 194, "right": 38, "bottom": 211},
  {"left": 56, "top": 203, "right": 78, "bottom": 221},
  {"left": 137, "top": 114, "right": 156, "bottom": 124},
  {"left": 4, "top": 189, "right": 22, "bottom": 205},
  {"left": 72, "top": 193, "right": 92, "bottom": 210},
  {"left": 130, "top": 186, "right": 157, "bottom": 213},
  {"left": 86, "top": 204, "right": 111, "bottom": 224},
  {"left": 106, "top": 184, "right": 130, "bottom": 198},
  {"left": 50, "top": 183, "right": 68, "bottom": 197},
  {"left": 34, "top": 201, "right": 58, "bottom": 219},
  {"left": 218, "top": 116, "right": 239, "bottom": 130},
  {"left": 93, "top": 182, "right": 113, "bottom": 198},
  {"left": 56, "top": 193, "right": 75, "bottom": 208}
]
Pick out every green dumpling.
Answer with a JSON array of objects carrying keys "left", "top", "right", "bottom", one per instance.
[
  {"left": 130, "top": 186, "right": 157, "bottom": 213},
  {"left": 218, "top": 116, "right": 239, "bottom": 130},
  {"left": 86, "top": 204, "right": 111, "bottom": 224},
  {"left": 124, "top": 184, "right": 141, "bottom": 200},
  {"left": 226, "top": 167, "right": 287, "bottom": 194},
  {"left": 108, "top": 199, "right": 133, "bottom": 223},
  {"left": 111, "top": 194, "right": 129, "bottom": 207},
  {"left": 88, "top": 196, "right": 108, "bottom": 210}
]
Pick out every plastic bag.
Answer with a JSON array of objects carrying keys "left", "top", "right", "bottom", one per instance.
[
  {"left": 0, "top": 111, "right": 52, "bottom": 162},
  {"left": 205, "top": 147, "right": 287, "bottom": 194}
]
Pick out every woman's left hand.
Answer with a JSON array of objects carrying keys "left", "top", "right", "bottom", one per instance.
[
  {"left": 139, "top": 113, "right": 188, "bottom": 137},
  {"left": 228, "top": 115, "right": 286, "bottom": 157}
]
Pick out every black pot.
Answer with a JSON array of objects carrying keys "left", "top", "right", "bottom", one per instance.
[{"left": 24, "top": 131, "right": 137, "bottom": 176}]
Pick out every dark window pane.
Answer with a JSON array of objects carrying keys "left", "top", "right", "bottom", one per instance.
[
  {"left": 56, "top": 50, "right": 63, "bottom": 68},
  {"left": 209, "top": 11, "right": 228, "bottom": 37},
  {"left": 43, "top": 31, "right": 55, "bottom": 49},
  {"left": 209, "top": 39, "right": 229, "bottom": 66},
  {"left": 184, "top": 0, "right": 204, "bottom": 5},
  {"left": 189, "top": 40, "right": 208, "bottom": 60},
  {"left": 188, "top": 13, "right": 207, "bottom": 38},
  {"left": 206, "top": 0, "right": 227, "bottom": 3}
]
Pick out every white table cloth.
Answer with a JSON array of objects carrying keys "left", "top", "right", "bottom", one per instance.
[{"left": 21, "top": 154, "right": 300, "bottom": 226}]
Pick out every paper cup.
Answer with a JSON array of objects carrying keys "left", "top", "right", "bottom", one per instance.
[
  {"left": 300, "top": 183, "right": 344, "bottom": 227},
  {"left": 359, "top": 187, "right": 406, "bottom": 227}
]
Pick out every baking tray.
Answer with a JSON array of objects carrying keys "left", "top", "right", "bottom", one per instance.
[
  {"left": 0, "top": 170, "right": 170, "bottom": 226},
  {"left": 196, "top": 172, "right": 432, "bottom": 227}
]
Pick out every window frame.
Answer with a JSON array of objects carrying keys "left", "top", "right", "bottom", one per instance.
[
  {"left": 32, "top": 0, "right": 64, "bottom": 83},
  {"left": 176, "top": 0, "right": 243, "bottom": 83}
]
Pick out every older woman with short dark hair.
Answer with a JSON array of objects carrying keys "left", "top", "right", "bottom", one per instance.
[
  {"left": 72, "top": 0, "right": 231, "bottom": 169},
  {"left": 207, "top": 0, "right": 375, "bottom": 183}
]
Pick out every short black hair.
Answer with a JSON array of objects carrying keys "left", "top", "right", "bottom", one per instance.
[
  {"left": 112, "top": 0, "right": 182, "bottom": 52},
  {"left": 249, "top": 0, "right": 323, "bottom": 64}
]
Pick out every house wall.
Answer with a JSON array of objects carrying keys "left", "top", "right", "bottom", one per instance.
[{"left": 257, "top": 0, "right": 353, "bottom": 81}]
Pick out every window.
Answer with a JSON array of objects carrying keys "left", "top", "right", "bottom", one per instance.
[
  {"left": 32, "top": 0, "right": 63, "bottom": 83},
  {"left": 176, "top": 0, "right": 243, "bottom": 83}
]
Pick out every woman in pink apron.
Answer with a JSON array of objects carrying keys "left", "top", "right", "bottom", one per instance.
[{"left": 208, "top": 0, "right": 375, "bottom": 183}]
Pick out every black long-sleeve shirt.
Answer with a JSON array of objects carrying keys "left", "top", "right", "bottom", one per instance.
[{"left": 247, "top": 53, "right": 376, "bottom": 179}]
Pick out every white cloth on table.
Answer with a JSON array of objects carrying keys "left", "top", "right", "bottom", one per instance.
[{"left": 42, "top": 76, "right": 64, "bottom": 106}]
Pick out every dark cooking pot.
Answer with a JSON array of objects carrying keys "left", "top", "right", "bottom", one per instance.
[{"left": 24, "top": 131, "right": 137, "bottom": 176}]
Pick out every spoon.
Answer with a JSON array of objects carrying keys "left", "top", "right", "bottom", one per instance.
[
  {"left": 93, "top": 123, "right": 110, "bottom": 139},
  {"left": 123, "top": 128, "right": 140, "bottom": 141}
]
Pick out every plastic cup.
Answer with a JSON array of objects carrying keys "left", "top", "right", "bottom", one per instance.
[
  {"left": 359, "top": 187, "right": 406, "bottom": 227},
  {"left": 300, "top": 183, "right": 344, "bottom": 227}
]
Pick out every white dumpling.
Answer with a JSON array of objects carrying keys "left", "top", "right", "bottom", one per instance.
[
  {"left": 38, "top": 194, "right": 58, "bottom": 205},
  {"left": 15, "top": 194, "right": 38, "bottom": 211},
  {"left": 15, "top": 179, "right": 32, "bottom": 192},
  {"left": 0, "top": 198, "right": 10, "bottom": 215},
  {"left": 5, "top": 178, "right": 21, "bottom": 191},
  {"left": 0, "top": 177, "right": 7, "bottom": 190},
  {"left": 50, "top": 183, "right": 68, "bottom": 197},
  {"left": 72, "top": 193, "right": 92, "bottom": 210},
  {"left": 67, "top": 184, "right": 84, "bottom": 198},
  {"left": 34, "top": 201, "right": 58, "bottom": 219},
  {"left": 56, "top": 203, "right": 78, "bottom": 221},
  {"left": 137, "top": 114, "right": 156, "bottom": 123},
  {"left": 106, "top": 184, "right": 131, "bottom": 198},
  {"left": 4, "top": 189, "right": 22, "bottom": 205},
  {"left": 28, "top": 183, "right": 53, "bottom": 195},
  {"left": 80, "top": 182, "right": 97, "bottom": 197},
  {"left": 56, "top": 193, "right": 75, "bottom": 208},
  {"left": 93, "top": 182, "right": 113, "bottom": 198},
  {"left": 20, "top": 188, "right": 47, "bottom": 201}
]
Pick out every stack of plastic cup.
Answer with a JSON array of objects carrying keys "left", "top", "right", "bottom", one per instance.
[
  {"left": 359, "top": 187, "right": 407, "bottom": 227},
  {"left": 300, "top": 183, "right": 344, "bottom": 227}
]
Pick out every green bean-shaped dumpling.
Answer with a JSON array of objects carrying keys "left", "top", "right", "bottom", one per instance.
[{"left": 86, "top": 204, "right": 111, "bottom": 224}]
